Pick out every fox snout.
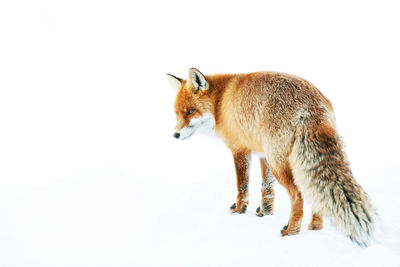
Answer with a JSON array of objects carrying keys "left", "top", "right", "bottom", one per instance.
[
  {"left": 173, "top": 122, "right": 185, "bottom": 139},
  {"left": 172, "top": 113, "right": 215, "bottom": 140}
]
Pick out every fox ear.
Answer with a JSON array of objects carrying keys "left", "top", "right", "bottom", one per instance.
[
  {"left": 166, "top": 73, "right": 183, "bottom": 92},
  {"left": 189, "top": 68, "right": 208, "bottom": 93}
]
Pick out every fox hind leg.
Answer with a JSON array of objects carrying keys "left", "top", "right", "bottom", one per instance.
[
  {"left": 256, "top": 158, "right": 275, "bottom": 217},
  {"left": 308, "top": 209, "right": 324, "bottom": 230},
  {"left": 270, "top": 164, "right": 303, "bottom": 236},
  {"left": 281, "top": 187, "right": 303, "bottom": 236}
]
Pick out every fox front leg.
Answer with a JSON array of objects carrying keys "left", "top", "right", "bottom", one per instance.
[
  {"left": 230, "top": 151, "right": 251, "bottom": 214},
  {"left": 256, "top": 158, "right": 275, "bottom": 216}
]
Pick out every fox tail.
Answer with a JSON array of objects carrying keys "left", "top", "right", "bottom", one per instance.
[{"left": 290, "top": 115, "right": 377, "bottom": 247}]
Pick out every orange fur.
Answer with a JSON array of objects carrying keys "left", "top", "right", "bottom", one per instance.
[{"left": 169, "top": 68, "right": 377, "bottom": 246}]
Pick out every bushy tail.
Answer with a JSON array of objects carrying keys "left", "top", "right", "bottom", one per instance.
[{"left": 290, "top": 122, "right": 377, "bottom": 247}]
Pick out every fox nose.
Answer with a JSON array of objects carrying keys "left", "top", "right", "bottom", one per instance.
[{"left": 173, "top": 132, "right": 180, "bottom": 139}]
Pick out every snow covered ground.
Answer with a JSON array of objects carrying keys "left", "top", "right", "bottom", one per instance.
[
  {"left": 0, "top": 146, "right": 400, "bottom": 267},
  {"left": 1, "top": 0, "right": 400, "bottom": 266}
]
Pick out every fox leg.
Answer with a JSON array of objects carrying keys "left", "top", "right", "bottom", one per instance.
[
  {"left": 281, "top": 186, "right": 303, "bottom": 236},
  {"left": 230, "top": 150, "right": 251, "bottom": 214},
  {"left": 256, "top": 158, "right": 275, "bottom": 216},
  {"left": 270, "top": 164, "right": 304, "bottom": 236},
  {"left": 308, "top": 209, "right": 324, "bottom": 230}
]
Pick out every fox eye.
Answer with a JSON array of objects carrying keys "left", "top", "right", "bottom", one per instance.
[{"left": 186, "top": 109, "right": 195, "bottom": 116}]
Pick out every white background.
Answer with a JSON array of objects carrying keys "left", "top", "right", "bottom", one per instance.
[{"left": 1, "top": 0, "right": 399, "bottom": 266}]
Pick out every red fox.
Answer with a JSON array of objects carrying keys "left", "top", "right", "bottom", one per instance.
[{"left": 167, "top": 68, "right": 377, "bottom": 246}]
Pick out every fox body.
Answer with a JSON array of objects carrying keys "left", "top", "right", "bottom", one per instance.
[{"left": 167, "top": 68, "right": 377, "bottom": 246}]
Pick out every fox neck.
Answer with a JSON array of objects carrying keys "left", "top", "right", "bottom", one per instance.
[{"left": 205, "top": 74, "right": 238, "bottom": 125}]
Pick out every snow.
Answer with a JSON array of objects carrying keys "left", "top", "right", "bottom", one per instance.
[
  {"left": 1, "top": 156, "right": 400, "bottom": 266},
  {"left": 1, "top": 0, "right": 400, "bottom": 266}
]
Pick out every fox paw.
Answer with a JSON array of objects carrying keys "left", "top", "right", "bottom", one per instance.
[
  {"left": 280, "top": 224, "right": 300, "bottom": 236},
  {"left": 308, "top": 222, "right": 323, "bottom": 231},
  {"left": 308, "top": 215, "right": 324, "bottom": 230},
  {"left": 230, "top": 202, "right": 247, "bottom": 214},
  {"left": 256, "top": 206, "right": 273, "bottom": 217}
]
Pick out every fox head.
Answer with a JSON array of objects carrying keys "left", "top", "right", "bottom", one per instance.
[{"left": 167, "top": 68, "right": 215, "bottom": 140}]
